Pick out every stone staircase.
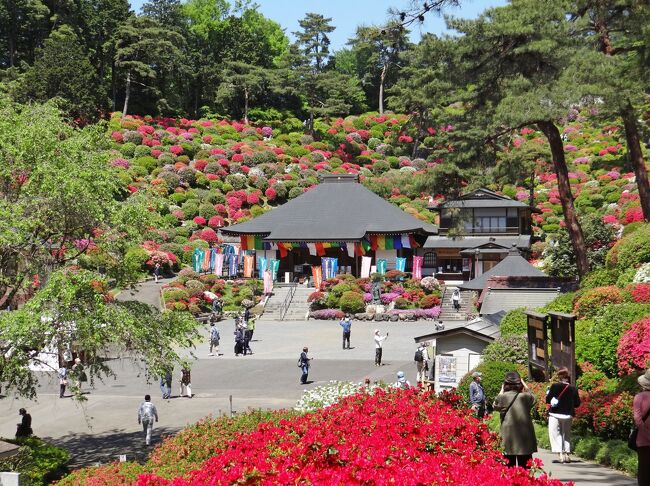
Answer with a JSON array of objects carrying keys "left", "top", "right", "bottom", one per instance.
[
  {"left": 261, "top": 284, "right": 313, "bottom": 321},
  {"left": 438, "top": 286, "right": 477, "bottom": 321}
]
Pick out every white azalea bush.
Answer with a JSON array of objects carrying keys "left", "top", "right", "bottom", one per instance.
[
  {"left": 294, "top": 380, "right": 388, "bottom": 413},
  {"left": 633, "top": 263, "right": 650, "bottom": 283}
]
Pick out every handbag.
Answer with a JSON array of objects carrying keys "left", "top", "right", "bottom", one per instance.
[
  {"left": 550, "top": 383, "right": 570, "bottom": 408},
  {"left": 499, "top": 392, "right": 520, "bottom": 423},
  {"left": 628, "top": 406, "right": 650, "bottom": 451}
]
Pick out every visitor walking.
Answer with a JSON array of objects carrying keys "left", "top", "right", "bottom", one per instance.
[
  {"left": 58, "top": 365, "right": 68, "bottom": 398},
  {"left": 374, "top": 329, "right": 388, "bottom": 367},
  {"left": 244, "top": 316, "right": 254, "bottom": 355},
  {"left": 72, "top": 357, "right": 87, "bottom": 393},
  {"left": 546, "top": 367, "right": 581, "bottom": 464},
  {"left": 340, "top": 314, "right": 352, "bottom": 349},
  {"left": 492, "top": 371, "right": 537, "bottom": 469},
  {"left": 234, "top": 325, "right": 245, "bottom": 356},
  {"left": 469, "top": 371, "right": 486, "bottom": 419},
  {"left": 414, "top": 343, "right": 428, "bottom": 384},
  {"left": 160, "top": 368, "right": 172, "bottom": 399},
  {"left": 451, "top": 289, "right": 461, "bottom": 312},
  {"left": 179, "top": 367, "right": 192, "bottom": 398},
  {"left": 211, "top": 295, "right": 222, "bottom": 315},
  {"left": 137, "top": 394, "right": 159, "bottom": 446},
  {"left": 209, "top": 321, "right": 220, "bottom": 356},
  {"left": 153, "top": 262, "right": 161, "bottom": 283},
  {"left": 299, "top": 347, "right": 311, "bottom": 385},
  {"left": 15, "top": 408, "right": 33, "bottom": 438},
  {"left": 633, "top": 368, "right": 650, "bottom": 486},
  {"left": 246, "top": 314, "right": 256, "bottom": 341},
  {"left": 243, "top": 306, "right": 251, "bottom": 325},
  {"left": 394, "top": 371, "right": 411, "bottom": 389}
]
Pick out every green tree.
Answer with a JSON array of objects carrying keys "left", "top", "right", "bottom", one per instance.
[
  {"left": 294, "top": 12, "right": 335, "bottom": 71},
  {"left": 0, "top": 98, "right": 117, "bottom": 309},
  {"left": 114, "top": 15, "right": 185, "bottom": 116},
  {"left": 17, "top": 25, "right": 102, "bottom": 121},
  {"left": 0, "top": 0, "right": 48, "bottom": 67},
  {"left": 448, "top": 0, "right": 592, "bottom": 277},
  {"left": 141, "top": 0, "right": 184, "bottom": 27},
  {"left": 0, "top": 268, "right": 199, "bottom": 399},
  {"left": 215, "top": 61, "right": 267, "bottom": 123}
]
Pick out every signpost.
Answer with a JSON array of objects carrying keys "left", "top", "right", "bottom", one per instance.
[
  {"left": 525, "top": 311, "right": 549, "bottom": 382},
  {"left": 548, "top": 311, "right": 577, "bottom": 382}
]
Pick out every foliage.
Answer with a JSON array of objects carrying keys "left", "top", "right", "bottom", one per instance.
[
  {"left": 294, "top": 380, "right": 387, "bottom": 413},
  {"left": 0, "top": 437, "right": 69, "bottom": 485},
  {"left": 499, "top": 309, "right": 528, "bottom": 336},
  {"left": 338, "top": 290, "right": 365, "bottom": 314},
  {"left": 606, "top": 223, "right": 650, "bottom": 270},
  {"left": 573, "top": 286, "right": 624, "bottom": 319},
  {"left": 580, "top": 268, "right": 620, "bottom": 290},
  {"left": 0, "top": 269, "right": 199, "bottom": 399},
  {"left": 616, "top": 317, "right": 650, "bottom": 375},
  {"left": 482, "top": 335, "right": 528, "bottom": 365},
  {"left": 457, "top": 360, "right": 527, "bottom": 407},
  {"left": 136, "top": 389, "right": 564, "bottom": 485}
]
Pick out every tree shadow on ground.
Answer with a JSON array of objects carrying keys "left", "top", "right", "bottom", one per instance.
[{"left": 47, "top": 426, "right": 181, "bottom": 467}]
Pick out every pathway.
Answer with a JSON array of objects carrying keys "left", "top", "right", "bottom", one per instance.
[{"left": 535, "top": 449, "right": 636, "bottom": 485}]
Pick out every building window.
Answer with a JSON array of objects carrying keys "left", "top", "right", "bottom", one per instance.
[{"left": 423, "top": 252, "right": 436, "bottom": 268}]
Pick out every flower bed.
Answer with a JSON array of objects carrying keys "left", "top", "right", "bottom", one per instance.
[{"left": 136, "top": 389, "right": 566, "bottom": 485}]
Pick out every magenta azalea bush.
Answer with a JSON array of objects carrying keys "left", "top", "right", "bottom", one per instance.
[{"left": 617, "top": 317, "right": 650, "bottom": 375}]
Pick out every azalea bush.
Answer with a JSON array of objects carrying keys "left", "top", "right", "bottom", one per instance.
[
  {"left": 573, "top": 285, "right": 624, "bottom": 319},
  {"left": 294, "top": 380, "right": 388, "bottom": 413},
  {"left": 137, "top": 389, "right": 566, "bottom": 485},
  {"left": 616, "top": 317, "right": 650, "bottom": 375}
]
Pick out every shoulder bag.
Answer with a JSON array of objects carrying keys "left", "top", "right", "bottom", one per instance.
[
  {"left": 628, "top": 405, "right": 650, "bottom": 451},
  {"left": 499, "top": 392, "right": 520, "bottom": 423}
]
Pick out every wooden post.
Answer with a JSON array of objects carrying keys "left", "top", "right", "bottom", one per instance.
[
  {"left": 525, "top": 311, "right": 549, "bottom": 382},
  {"left": 548, "top": 311, "right": 577, "bottom": 382}
]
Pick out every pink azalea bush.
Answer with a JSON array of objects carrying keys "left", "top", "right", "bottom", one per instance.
[{"left": 617, "top": 317, "right": 650, "bottom": 375}]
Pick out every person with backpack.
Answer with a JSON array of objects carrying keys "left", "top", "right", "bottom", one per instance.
[
  {"left": 414, "top": 343, "right": 428, "bottom": 384},
  {"left": 545, "top": 367, "right": 581, "bottom": 464},
  {"left": 137, "top": 394, "right": 159, "bottom": 446},
  {"left": 394, "top": 371, "right": 410, "bottom": 389},
  {"left": 209, "top": 321, "right": 220, "bottom": 356},
  {"left": 234, "top": 325, "right": 246, "bottom": 356},
  {"left": 298, "top": 347, "right": 311, "bottom": 385},
  {"left": 340, "top": 315, "right": 352, "bottom": 349},
  {"left": 469, "top": 371, "right": 486, "bottom": 419},
  {"left": 160, "top": 368, "right": 172, "bottom": 399}
]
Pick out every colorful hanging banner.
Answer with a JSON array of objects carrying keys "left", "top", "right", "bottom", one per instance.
[
  {"left": 243, "top": 255, "right": 254, "bottom": 278},
  {"left": 240, "top": 235, "right": 265, "bottom": 251},
  {"left": 360, "top": 256, "right": 372, "bottom": 278},
  {"left": 393, "top": 235, "right": 402, "bottom": 250},
  {"left": 321, "top": 257, "right": 338, "bottom": 280},
  {"left": 263, "top": 268, "right": 273, "bottom": 294},
  {"left": 202, "top": 250, "right": 211, "bottom": 272},
  {"left": 269, "top": 259, "right": 280, "bottom": 281},
  {"left": 312, "top": 265, "right": 323, "bottom": 290},
  {"left": 228, "top": 254, "right": 239, "bottom": 276},
  {"left": 413, "top": 255, "right": 423, "bottom": 279},
  {"left": 258, "top": 256, "right": 268, "bottom": 274},
  {"left": 401, "top": 235, "right": 411, "bottom": 249},
  {"left": 395, "top": 257, "right": 407, "bottom": 272},
  {"left": 192, "top": 248, "right": 204, "bottom": 273},
  {"left": 377, "top": 259, "right": 387, "bottom": 275},
  {"left": 209, "top": 248, "right": 218, "bottom": 272},
  {"left": 214, "top": 253, "right": 224, "bottom": 276}
]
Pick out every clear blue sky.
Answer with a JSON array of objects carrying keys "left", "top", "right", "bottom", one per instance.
[{"left": 128, "top": 0, "right": 507, "bottom": 50}]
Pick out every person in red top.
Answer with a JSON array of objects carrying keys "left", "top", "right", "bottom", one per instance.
[{"left": 634, "top": 368, "right": 650, "bottom": 486}]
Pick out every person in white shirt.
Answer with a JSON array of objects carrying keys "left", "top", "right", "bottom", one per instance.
[
  {"left": 137, "top": 394, "right": 159, "bottom": 445},
  {"left": 374, "top": 329, "right": 388, "bottom": 367},
  {"left": 415, "top": 343, "right": 429, "bottom": 384}
]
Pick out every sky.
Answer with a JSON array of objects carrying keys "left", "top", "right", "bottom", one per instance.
[{"left": 128, "top": 0, "right": 508, "bottom": 51}]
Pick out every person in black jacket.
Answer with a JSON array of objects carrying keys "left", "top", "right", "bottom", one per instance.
[
  {"left": 16, "top": 408, "right": 33, "bottom": 438},
  {"left": 546, "top": 367, "right": 581, "bottom": 463}
]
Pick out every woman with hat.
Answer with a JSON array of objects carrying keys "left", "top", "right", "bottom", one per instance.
[
  {"left": 492, "top": 371, "right": 537, "bottom": 468},
  {"left": 394, "top": 371, "right": 411, "bottom": 390},
  {"left": 634, "top": 368, "right": 650, "bottom": 486},
  {"left": 545, "top": 367, "right": 581, "bottom": 464}
]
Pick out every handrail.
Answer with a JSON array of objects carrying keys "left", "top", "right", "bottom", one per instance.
[{"left": 279, "top": 283, "right": 297, "bottom": 320}]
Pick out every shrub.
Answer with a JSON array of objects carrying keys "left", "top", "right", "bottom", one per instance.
[
  {"left": 539, "top": 292, "right": 575, "bottom": 314},
  {"left": 309, "top": 309, "right": 345, "bottom": 320},
  {"left": 573, "top": 286, "right": 624, "bottom": 319},
  {"left": 339, "top": 291, "right": 365, "bottom": 314},
  {"left": 393, "top": 297, "right": 411, "bottom": 309},
  {"left": 457, "top": 360, "right": 527, "bottom": 406},
  {"left": 499, "top": 309, "right": 528, "bottom": 336},
  {"left": 616, "top": 317, "right": 650, "bottom": 375},
  {"left": 629, "top": 283, "right": 650, "bottom": 303},
  {"left": 580, "top": 268, "right": 620, "bottom": 290},
  {"left": 419, "top": 294, "right": 440, "bottom": 309},
  {"left": 0, "top": 437, "right": 69, "bottom": 485},
  {"left": 482, "top": 335, "right": 528, "bottom": 365},
  {"left": 606, "top": 223, "right": 650, "bottom": 269}
]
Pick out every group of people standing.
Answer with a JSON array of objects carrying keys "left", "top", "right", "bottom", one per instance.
[
  {"left": 57, "top": 357, "right": 87, "bottom": 398},
  {"left": 234, "top": 307, "right": 255, "bottom": 356}
]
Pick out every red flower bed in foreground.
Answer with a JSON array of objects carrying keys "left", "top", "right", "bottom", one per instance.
[{"left": 137, "top": 390, "right": 567, "bottom": 485}]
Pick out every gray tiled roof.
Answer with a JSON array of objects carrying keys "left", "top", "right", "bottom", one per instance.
[
  {"left": 414, "top": 314, "right": 501, "bottom": 343},
  {"left": 221, "top": 174, "right": 437, "bottom": 241},
  {"left": 434, "top": 188, "right": 531, "bottom": 209},
  {"left": 480, "top": 288, "right": 561, "bottom": 315},
  {"left": 459, "top": 247, "right": 546, "bottom": 291},
  {"left": 423, "top": 235, "right": 531, "bottom": 249}
]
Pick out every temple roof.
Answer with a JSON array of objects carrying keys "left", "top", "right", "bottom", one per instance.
[
  {"left": 221, "top": 174, "right": 437, "bottom": 242},
  {"left": 459, "top": 246, "right": 546, "bottom": 291},
  {"left": 432, "top": 188, "right": 532, "bottom": 210}
]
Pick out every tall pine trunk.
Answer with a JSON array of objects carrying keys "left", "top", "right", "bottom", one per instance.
[
  {"left": 378, "top": 64, "right": 387, "bottom": 115},
  {"left": 123, "top": 71, "right": 131, "bottom": 116},
  {"left": 537, "top": 120, "right": 590, "bottom": 278},
  {"left": 243, "top": 87, "right": 249, "bottom": 124},
  {"left": 621, "top": 103, "right": 650, "bottom": 222}
]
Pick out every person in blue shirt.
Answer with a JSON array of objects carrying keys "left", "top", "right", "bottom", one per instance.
[
  {"left": 469, "top": 371, "right": 486, "bottom": 419},
  {"left": 339, "top": 315, "right": 352, "bottom": 349}
]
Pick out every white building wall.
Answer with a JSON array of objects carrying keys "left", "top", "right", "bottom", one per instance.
[{"left": 434, "top": 334, "right": 489, "bottom": 393}]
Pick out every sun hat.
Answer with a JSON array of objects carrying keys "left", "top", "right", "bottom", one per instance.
[
  {"left": 397, "top": 371, "right": 407, "bottom": 383},
  {"left": 471, "top": 372, "right": 482, "bottom": 378},
  {"left": 639, "top": 369, "right": 650, "bottom": 391},
  {"left": 504, "top": 371, "right": 522, "bottom": 386}
]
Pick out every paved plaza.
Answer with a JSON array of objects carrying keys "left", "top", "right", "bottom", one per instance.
[{"left": 0, "top": 318, "right": 638, "bottom": 485}]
